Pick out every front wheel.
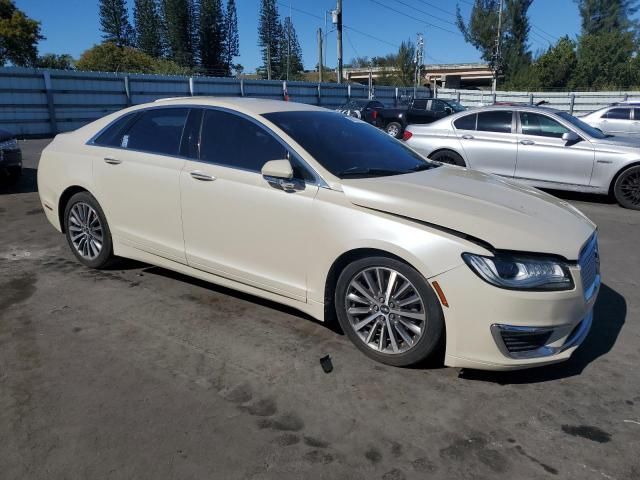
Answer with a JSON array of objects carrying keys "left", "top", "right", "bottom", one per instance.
[
  {"left": 385, "top": 122, "right": 403, "bottom": 139},
  {"left": 335, "top": 256, "right": 445, "bottom": 367},
  {"left": 64, "top": 191, "right": 115, "bottom": 268},
  {"left": 613, "top": 165, "right": 640, "bottom": 210}
]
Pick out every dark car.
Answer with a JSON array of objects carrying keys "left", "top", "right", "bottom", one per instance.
[
  {"left": 377, "top": 98, "right": 466, "bottom": 138},
  {"left": 335, "top": 99, "right": 386, "bottom": 125},
  {"left": 0, "top": 128, "right": 22, "bottom": 183}
]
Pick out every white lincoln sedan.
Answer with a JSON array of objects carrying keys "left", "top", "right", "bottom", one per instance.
[{"left": 38, "top": 98, "right": 600, "bottom": 370}]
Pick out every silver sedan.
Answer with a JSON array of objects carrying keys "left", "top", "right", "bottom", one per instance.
[
  {"left": 405, "top": 105, "right": 640, "bottom": 210},
  {"left": 580, "top": 103, "right": 640, "bottom": 137}
]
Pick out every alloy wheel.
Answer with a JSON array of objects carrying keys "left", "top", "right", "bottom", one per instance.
[
  {"left": 619, "top": 170, "right": 640, "bottom": 206},
  {"left": 387, "top": 125, "right": 400, "bottom": 137},
  {"left": 68, "top": 202, "right": 104, "bottom": 260},
  {"left": 344, "top": 267, "right": 427, "bottom": 354}
]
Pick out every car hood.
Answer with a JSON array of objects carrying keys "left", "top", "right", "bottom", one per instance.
[
  {"left": 590, "top": 135, "right": 640, "bottom": 150},
  {"left": 341, "top": 166, "right": 595, "bottom": 260}
]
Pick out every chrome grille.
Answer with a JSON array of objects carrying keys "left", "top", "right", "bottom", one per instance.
[{"left": 578, "top": 234, "right": 599, "bottom": 300}]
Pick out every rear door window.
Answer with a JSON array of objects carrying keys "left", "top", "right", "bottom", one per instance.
[
  {"left": 453, "top": 114, "right": 477, "bottom": 130},
  {"left": 93, "top": 113, "right": 138, "bottom": 147},
  {"left": 123, "top": 108, "right": 189, "bottom": 155},
  {"left": 412, "top": 99, "right": 427, "bottom": 110},
  {"left": 476, "top": 111, "right": 513, "bottom": 133}
]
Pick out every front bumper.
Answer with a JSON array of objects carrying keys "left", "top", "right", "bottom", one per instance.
[{"left": 432, "top": 261, "right": 599, "bottom": 371}]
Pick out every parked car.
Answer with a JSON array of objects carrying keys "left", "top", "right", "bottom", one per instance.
[
  {"left": 377, "top": 98, "right": 466, "bottom": 138},
  {"left": 39, "top": 98, "right": 599, "bottom": 370},
  {"left": 580, "top": 103, "right": 640, "bottom": 136},
  {"left": 405, "top": 105, "right": 640, "bottom": 210},
  {"left": 0, "top": 128, "right": 22, "bottom": 183},
  {"left": 335, "top": 99, "right": 386, "bottom": 125}
]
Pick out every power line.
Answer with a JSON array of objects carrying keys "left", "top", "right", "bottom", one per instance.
[
  {"left": 389, "top": 0, "right": 458, "bottom": 28},
  {"left": 366, "top": 0, "right": 462, "bottom": 36},
  {"left": 413, "top": 0, "right": 457, "bottom": 18}
]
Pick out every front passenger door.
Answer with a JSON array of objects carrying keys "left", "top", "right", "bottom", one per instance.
[
  {"left": 180, "top": 109, "right": 319, "bottom": 301},
  {"left": 515, "top": 111, "right": 595, "bottom": 186}
]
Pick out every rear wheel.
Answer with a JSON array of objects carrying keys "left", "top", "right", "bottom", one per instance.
[
  {"left": 430, "top": 150, "right": 466, "bottom": 167},
  {"left": 335, "top": 256, "right": 444, "bottom": 367},
  {"left": 64, "top": 192, "right": 115, "bottom": 268},
  {"left": 386, "top": 122, "right": 403, "bottom": 139},
  {"left": 613, "top": 165, "right": 640, "bottom": 210}
]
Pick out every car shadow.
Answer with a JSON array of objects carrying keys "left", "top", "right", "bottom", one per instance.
[
  {"left": 141, "top": 265, "right": 344, "bottom": 335},
  {"left": 459, "top": 283, "right": 626, "bottom": 384},
  {"left": 541, "top": 188, "right": 617, "bottom": 206},
  {"left": 0, "top": 167, "right": 38, "bottom": 195}
]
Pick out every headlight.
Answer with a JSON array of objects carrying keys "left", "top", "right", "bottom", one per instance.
[
  {"left": 0, "top": 138, "right": 18, "bottom": 150},
  {"left": 462, "top": 252, "right": 573, "bottom": 291}
]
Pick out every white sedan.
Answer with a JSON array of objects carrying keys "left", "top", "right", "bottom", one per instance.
[{"left": 38, "top": 98, "right": 599, "bottom": 370}]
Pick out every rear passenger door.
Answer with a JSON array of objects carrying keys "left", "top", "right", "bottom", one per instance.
[
  {"left": 454, "top": 110, "right": 518, "bottom": 177},
  {"left": 91, "top": 107, "right": 189, "bottom": 263}
]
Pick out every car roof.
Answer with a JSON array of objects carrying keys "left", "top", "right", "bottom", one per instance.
[
  {"left": 151, "top": 96, "right": 326, "bottom": 114},
  {"left": 455, "top": 104, "right": 564, "bottom": 115}
]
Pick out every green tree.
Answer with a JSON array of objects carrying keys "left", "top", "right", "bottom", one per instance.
[
  {"left": 36, "top": 53, "right": 75, "bottom": 70},
  {"left": 99, "top": 0, "right": 134, "bottom": 46},
  {"left": 279, "top": 16, "right": 303, "bottom": 79},
  {"left": 456, "top": 0, "right": 533, "bottom": 85},
  {"left": 134, "top": 0, "right": 163, "bottom": 57},
  {"left": 257, "top": 0, "right": 281, "bottom": 79},
  {"left": 0, "top": 0, "right": 43, "bottom": 66},
  {"left": 76, "top": 42, "right": 188, "bottom": 74},
  {"left": 531, "top": 36, "right": 577, "bottom": 89},
  {"left": 576, "top": 0, "right": 638, "bottom": 35},
  {"left": 198, "top": 0, "right": 226, "bottom": 75},
  {"left": 162, "top": 0, "right": 196, "bottom": 67},
  {"left": 572, "top": 31, "right": 638, "bottom": 89},
  {"left": 223, "top": 0, "right": 239, "bottom": 71}
]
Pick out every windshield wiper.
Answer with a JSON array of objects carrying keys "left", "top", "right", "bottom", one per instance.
[{"left": 410, "top": 163, "right": 437, "bottom": 172}]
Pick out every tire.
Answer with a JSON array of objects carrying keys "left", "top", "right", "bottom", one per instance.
[
  {"left": 335, "top": 256, "right": 445, "bottom": 367},
  {"left": 63, "top": 191, "right": 115, "bottom": 269},
  {"left": 430, "top": 150, "right": 466, "bottom": 167},
  {"left": 386, "top": 122, "right": 403, "bottom": 139},
  {"left": 613, "top": 165, "right": 640, "bottom": 210}
]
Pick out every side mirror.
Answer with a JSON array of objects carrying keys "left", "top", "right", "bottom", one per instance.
[
  {"left": 261, "top": 159, "right": 297, "bottom": 192},
  {"left": 562, "top": 131, "right": 580, "bottom": 143},
  {"left": 445, "top": 107, "right": 453, "bottom": 114},
  {"left": 261, "top": 159, "right": 293, "bottom": 179}
]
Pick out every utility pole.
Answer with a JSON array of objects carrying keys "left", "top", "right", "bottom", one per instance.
[
  {"left": 333, "top": 0, "right": 343, "bottom": 84},
  {"left": 318, "top": 28, "right": 324, "bottom": 82},
  {"left": 414, "top": 33, "right": 424, "bottom": 98},
  {"left": 492, "top": 0, "right": 503, "bottom": 93},
  {"left": 368, "top": 62, "right": 373, "bottom": 99},
  {"left": 286, "top": 2, "right": 292, "bottom": 82}
]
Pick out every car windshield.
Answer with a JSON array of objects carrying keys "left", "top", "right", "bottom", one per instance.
[
  {"left": 444, "top": 100, "right": 466, "bottom": 112},
  {"left": 340, "top": 100, "right": 367, "bottom": 109},
  {"left": 557, "top": 112, "right": 607, "bottom": 139},
  {"left": 263, "top": 111, "right": 437, "bottom": 179}
]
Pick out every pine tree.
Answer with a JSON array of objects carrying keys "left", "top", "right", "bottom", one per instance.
[
  {"left": 134, "top": 0, "right": 163, "bottom": 57},
  {"left": 99, "top": 0, "right": 134, "bottom": 46},
  {"left": 161, "top": 0, "right": 195, "bottom": 67},
  {"left": 258, "top": 0, "right": 281, "bottom": 79},
  {"left": 279, "top": 17, "right": 303, "bottom": 80},
  {"left": 198, "top": 0, "right": 226, "bottom": 75},
  {"left": 576, "top": 0, "right": 639, "bottom": 35},
  {"left": 223, "top": 0, "right": 240, "bottom": 73}
]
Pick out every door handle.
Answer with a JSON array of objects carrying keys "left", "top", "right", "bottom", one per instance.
[
  {"left": 104, "top": 157, "right": 122, "bottom": 165},
  {"left": 519, "top": 140, "right": 535, "bottom": 145},
  {"left": 461, "top": 134, "right": 474, "bottom": 140},
  {"left": 190, "top": 171, "right": 216, "bottom": 181}
]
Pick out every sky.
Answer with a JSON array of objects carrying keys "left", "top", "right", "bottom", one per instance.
[{"left": 16, "top": 0, "right": 584, "bottom": 72}]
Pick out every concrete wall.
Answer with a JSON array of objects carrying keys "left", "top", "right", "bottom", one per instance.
[
  {"left": 0, "top": 67, "right": 430, "bottom": 137},
  {"left": 437, "top": 88, "right": 640, "bottom": 115}
]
